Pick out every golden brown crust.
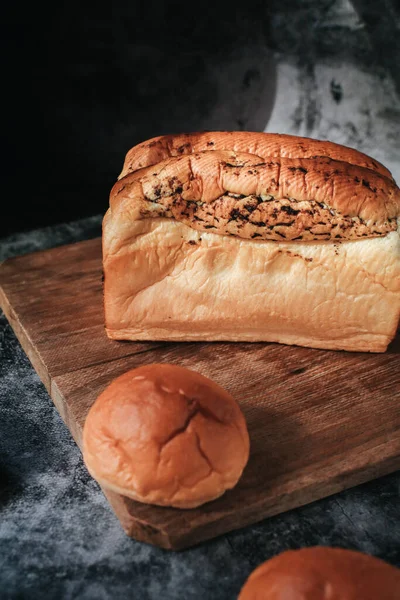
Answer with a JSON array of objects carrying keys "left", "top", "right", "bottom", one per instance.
[
  {"left": 119, "top": 130, "right": 393, "bottom": 180},
  {"left": 238, "top": 546, "right": 400, "bottom": 599},
  {"left": 82, "top": 364, "right": 250, "bottom": 509},
  {"left": 110, "top": 150, "right": 400, "bottom": 242}
]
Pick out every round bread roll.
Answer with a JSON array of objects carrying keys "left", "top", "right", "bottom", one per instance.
[
  {"left": 82, "top": 363, "right": 250, "bottom": 508},
  {"left": 238, "top": 546, "right": 400, "bottom": 599}
]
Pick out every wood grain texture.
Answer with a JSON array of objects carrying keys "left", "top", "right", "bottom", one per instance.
[{"left": 1, "top": 237, "right": 399, "bottom": 550}]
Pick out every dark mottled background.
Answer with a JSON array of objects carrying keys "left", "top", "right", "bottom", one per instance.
[
  {"left": 3, "top": 0, "right": 400, "bottom": 236},
  {"left": 1, "top": 1, "right": 400, "bottom": 598}
]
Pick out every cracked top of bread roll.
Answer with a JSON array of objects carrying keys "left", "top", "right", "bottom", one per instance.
[
  {"left": 109, "top": 140, "right": 400, "bottom": 242},
  {"left": 82, "top": 363, "right": 250, "bottom": 509},
  {"left": 238, "top": 546, "right": 400, "bottom": 600}
]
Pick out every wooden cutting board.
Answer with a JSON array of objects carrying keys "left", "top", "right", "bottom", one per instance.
[{"left": 1, "top": 237, "right": 399, "bottom": 550}]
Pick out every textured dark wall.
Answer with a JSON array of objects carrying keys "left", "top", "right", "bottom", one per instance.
[{"left": 3, "top": 0, "right": 400, "bottom": 237}]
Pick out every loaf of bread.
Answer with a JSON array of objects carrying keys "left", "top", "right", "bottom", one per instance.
[
  {"left": 103, "top": 131, "right": 400, "bottom": 352},
  {"left": 238, "top": 546, "right": 400, "bottom": 599}
]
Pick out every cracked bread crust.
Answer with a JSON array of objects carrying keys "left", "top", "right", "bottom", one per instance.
[
  {"left": 119, "top": 130, "right": 394, "bottom": 181},
  {"left": 110, "top": 150, "right": 400, "bottom": 242},
  {"left": 82, "top": 364, "right": 250, "bottom": 509}
]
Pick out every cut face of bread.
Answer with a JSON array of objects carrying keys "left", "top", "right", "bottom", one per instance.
[{"left": 103, "top": 134, "right": 400, "bottom": 352}]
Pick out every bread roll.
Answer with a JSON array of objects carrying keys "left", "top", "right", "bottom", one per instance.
[
  {"left": 82, "top": 363, "right": 250, "bottom": 508},
  {"left": 103, "top": 132, "right": 400, "bottom": 352},
  {"left": 238, "top": 546, "right": 400, "bottom": 599}
]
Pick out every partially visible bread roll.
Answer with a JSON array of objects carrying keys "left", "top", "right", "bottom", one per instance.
[
  {"left": 238, "top": 546, "right": 400, "bottom": 599},
  {"left": 103, "top": 131, "right": 400, "bottom": 352},
  {"left": 82, "top": 363, "right": 250, "bottom": 509}
]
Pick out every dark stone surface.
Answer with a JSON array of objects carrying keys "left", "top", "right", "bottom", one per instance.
[{"left": 0, "top": 218, "right": 399, "bottom": 599}]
